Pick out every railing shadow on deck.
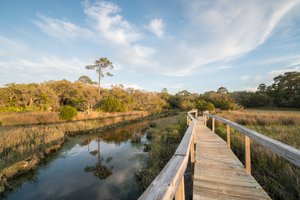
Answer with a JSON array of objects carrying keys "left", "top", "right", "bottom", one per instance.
[{"left": 138, "top": 110, "right": 198, "bottom": 200}]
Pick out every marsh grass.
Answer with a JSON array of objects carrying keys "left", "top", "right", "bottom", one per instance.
[
  {"left": 213, "top": 110, "right": 300, "bottom": 200},
  {"left": 135, "top": 112, "right": 187, "bottom": 191},
  {"left": 0, "top": 111, "right": 148, "bottom": 126}
]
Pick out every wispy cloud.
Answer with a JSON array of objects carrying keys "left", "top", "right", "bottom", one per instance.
[
  {"left": 34, "top": 14, "right": 93, "bottom": 40},
  {"left": 240, "top": 75, "right": 250, "bottom": 82},
  {"left": 83, "top": 0, "right": 141, "bottom": 45},
  {"left": 32, "top": 0, "right": 300, "bottom": 77},
  {"left": 171, "top": 0, "right": 300, "bottom": 75},
  {"left": 146, "top": 19, "right": 165, "bottom": 38}
]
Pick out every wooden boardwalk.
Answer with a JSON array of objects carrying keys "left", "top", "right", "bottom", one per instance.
[
  {"left": 139, "top": 111, "right": 300, "bottom": 200},
  {"left": 193, "top": 117, "right": 271, "bottom": 200}
]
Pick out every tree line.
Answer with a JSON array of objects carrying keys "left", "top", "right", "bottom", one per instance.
[
  {"left": 0, "top": 71, "right": 299, "bottom": 114},
  {"left": 0, "top": 80, "right": 165, "bottom": 113},
  {"left": 231, "top": 71, "right": 300, "bottom": 108}
]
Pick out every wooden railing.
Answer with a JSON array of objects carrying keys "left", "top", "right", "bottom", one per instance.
[
  {"left": 138, "top": 110, "right": 198, "bottom": 200},
  {"left": 203, "top": 111, "right": 300, "bottom": 173}
]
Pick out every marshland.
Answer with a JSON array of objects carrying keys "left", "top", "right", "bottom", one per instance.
[{"left": 1, "top": 1, "right": 300, "bottom": 198}]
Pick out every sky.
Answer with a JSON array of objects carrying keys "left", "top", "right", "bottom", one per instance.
[{"left": 1, "top": 0, "right": 300, "bottom": 93}]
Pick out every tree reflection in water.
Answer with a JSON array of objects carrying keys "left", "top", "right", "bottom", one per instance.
[
  {"left": 84, "top": 139, "right": 113, "bottom": 179},
  {"left": 82, "top": 121, "right": 149, "bottom": 179}
]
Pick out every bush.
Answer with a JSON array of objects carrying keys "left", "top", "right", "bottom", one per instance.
[
  {"left": 59, "top": 106, "right": 77, "bottom": 120},
  {"left": 94, "top": 96, "right": 126, "bottom": 112},
  {"left": 196, "top": 99, "right": 215, "bottom": 111}
]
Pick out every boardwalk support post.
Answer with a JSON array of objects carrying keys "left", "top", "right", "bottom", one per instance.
[
  {"left": 191, "top": 138, "right": 195, "bottom": 164},
  {"left": 227, "top": 125, "right": 231, "bottom": 148},
  {"left": 175, "top": 177, "right": 185, "bottom": 200},
  {"left": 212, "top": 118, "right": 215, "bottom": 133},
  {"left": 245, "top": 135, "right": 251, "bottom": 174}
]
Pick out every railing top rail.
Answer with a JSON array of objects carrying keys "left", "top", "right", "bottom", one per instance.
[
  {"left": 138, "top": 111, "right": 197, "bottom": 200},
  {"left": 187, "top": 109, "right": 197, "bottom": 120},
  {"left": 203, "top": 112, "right": 300, "bottom": 167}
]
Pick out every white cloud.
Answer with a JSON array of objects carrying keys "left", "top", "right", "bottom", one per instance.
[
  {"left": 0, "top": 35, "right": 88, "bottom": 85},
  {"left": 32, "top": 0, "right": 300, "bottom": 78},
  {"left": 122, "top": 83, "right": 143, "bottom": 90},
  {"left": 146, "top": 19, "right": 165, "bottom": 38},
  {"left": 3, "top": 0, "right": 299, "bottom": 87},
  {"left": 34, "top": 14, "right": 93, "bottom": 40},
  {"left": 255, "top": 75, "right": 263, "bottom": 82},
  {"left": 0, "top": 35, "right": 28, "bottom": 57},
  {"left": 240, "top": 75, "right": 250, "bottom": 82},
  {"left": 244, "top": 87, "right": 257, "bottom": 92},
  {"left": 83, "top": 0, "right": 141, "bottom": 45},
  {"left": 269, "top": 66, "right": 300, "bottom": 77},
  {"left": 170, "top": 0, "right": 300, "bottom": 76},
  {"left": 33, "top": 1, "right": 158, "bottom": 72}
]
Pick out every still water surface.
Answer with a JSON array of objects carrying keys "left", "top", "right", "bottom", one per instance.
[{"left": 4, "top": 121, "right": 149, "bottom": 200}]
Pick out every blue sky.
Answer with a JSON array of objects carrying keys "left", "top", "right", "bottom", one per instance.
[{"left": 1, "top": 0, "right": 300, "bottom": 93}]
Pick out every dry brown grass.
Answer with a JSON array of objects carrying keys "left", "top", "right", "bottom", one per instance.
[{"left": 0, "top": 111, "right": 148, "bottom": 126}]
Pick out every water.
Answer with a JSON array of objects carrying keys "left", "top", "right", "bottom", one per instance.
[{"left": 3, "top": 121, "right": 149, "bottom": 200}]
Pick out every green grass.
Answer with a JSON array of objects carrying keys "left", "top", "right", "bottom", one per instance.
[{"left": 135, "top": 112, "right": 187, "bottom": 191}]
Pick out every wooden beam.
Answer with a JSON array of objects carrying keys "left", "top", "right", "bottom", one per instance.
[
  {"left": 227, "top": 125, "right": 231, "bottom": 148},
  {"left": 175, "top": 177, "right": 185, "bottom": 200},
  {"left": 245, "top": 135, "right": 251, "bottom": 174},
  {"left": 212, "top": 118, "right": 215, "bottom": 133}
]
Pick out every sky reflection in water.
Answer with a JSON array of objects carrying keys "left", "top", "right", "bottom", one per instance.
[{"left": 5, "top": 122, "right": 149, "bottom": 200}]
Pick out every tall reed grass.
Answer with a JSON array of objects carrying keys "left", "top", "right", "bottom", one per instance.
[
  {"left": 0, "top": 111, "right": 148, "bottom": 126},
  {"left": 136, "top": 113, "right": 187, "bottom": 191}
]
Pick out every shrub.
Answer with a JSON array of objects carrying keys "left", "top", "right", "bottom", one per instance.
[
  {"left": 196, "top": 99, "right": 215, "bottom": 111},
  {"left": 59, "top": 106, "right": 77, "bottom": 120},
  {"left": 94, "top": 96, "right": 126, "bottom": 112}
]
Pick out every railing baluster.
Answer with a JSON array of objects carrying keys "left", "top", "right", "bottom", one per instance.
[
  {"left": 212, "top": 118, "right": 215, "bottom": 132},
  {"left": 245, "top": 135, "right": 251, "bottom": 174},
  {"left": 175, "top": 176, "right": 185, "bottom": 200},
  {"left": 191, "top": 138, "right": 195, "bottom": 164},
  {"left": 227, "top": 125, "right": 231, "bottom": 148}
]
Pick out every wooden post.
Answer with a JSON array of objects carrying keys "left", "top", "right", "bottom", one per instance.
[
  {"left": 186, "top": 115, "right": 189, "bottom": 125},
  {"left": 175, "top": 176, "right": 185, "bottom": 200},
  {"left": 212, "top": 118, "right": 215, "bottom": 133},
  {"left": 245, "top": 135, "right": 251, "bottom": 174},
  {"left": 227, "top": 125, "right": 231, "bottom": 148},
  {"left": 190, "top": 138, "right": 195, "bottom": 164}
]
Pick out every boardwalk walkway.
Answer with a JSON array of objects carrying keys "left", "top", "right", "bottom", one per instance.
[{"left": 193, "top": 117, "right": 271, "bottom": 200}]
